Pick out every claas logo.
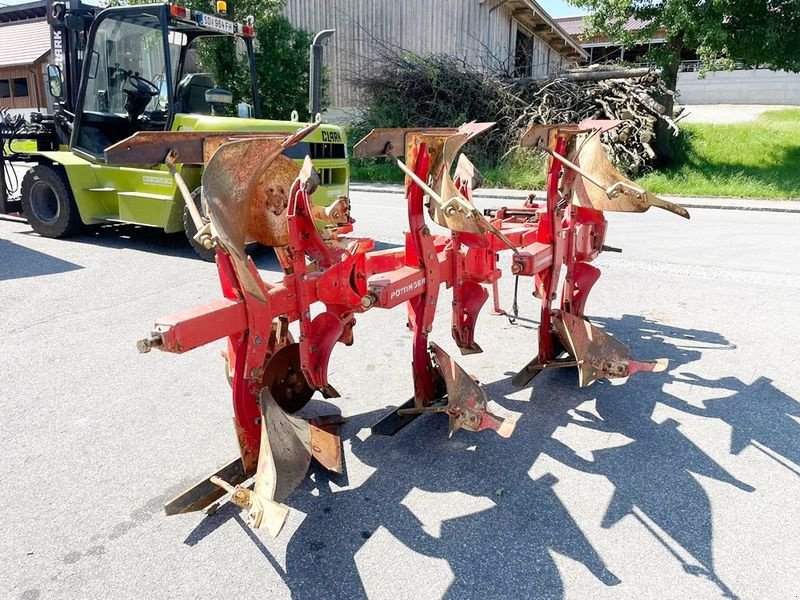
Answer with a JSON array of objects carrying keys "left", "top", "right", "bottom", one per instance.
[{"left": 321, "top": 130, "right": 342, "bottom": 143}]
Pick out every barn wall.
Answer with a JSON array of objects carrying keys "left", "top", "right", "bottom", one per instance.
[
  {"left": 0, "top": 62, "right": 47, "bottom": 112},
  {"left": 512, "top": 16, "right": 572, "bottom": 79},
  {"left": 284, "top": 0, "right": 555, "bottom": 117}
]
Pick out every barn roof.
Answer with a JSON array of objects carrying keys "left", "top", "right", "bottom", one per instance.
[
  {"left": 555, "top": 15, "right": 587, "bottom": 37},
  {"left": 510, "top": 0, "right": 588, "bottom": 60},
  {"left": 555, "top": 14, "right": 660, "bottom": 42},
  {"left": 0, "top": 18, "right": 51, "bottom": 67},
  {"left": 0, "top": 0, "right": 47, "bottom": 24}
]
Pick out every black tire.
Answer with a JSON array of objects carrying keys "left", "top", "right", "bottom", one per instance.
[
  {"left": 183, "top": 187, "right": 216, "bottom": 262},
  {"left": 21, "top": 165, "right": 82, "bottom": 238}
]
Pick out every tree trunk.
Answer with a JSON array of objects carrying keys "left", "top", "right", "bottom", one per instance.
[
  {"left": 661, "top": 36, "right": 683, "bottom": 92},
  {"left": 654, "top": 35, "right": 684, "bottom": 164}
]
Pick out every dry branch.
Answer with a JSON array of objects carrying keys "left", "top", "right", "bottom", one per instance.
[
  {"left": 351, "top": 51, "right": 678, "bottom": 175},
  {"left": 511, "top": 70, "right": 679, "bottom": 174}
]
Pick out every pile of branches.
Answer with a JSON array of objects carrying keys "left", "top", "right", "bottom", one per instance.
[
  {"left": 350, "top": 53, "right": 513, "bottom": 165},
  {"left": 510, "top": 69, "right": 680, "bottom": 174},
  {"left": 351, "top": 53, "right": 679, "bottom": 174}
]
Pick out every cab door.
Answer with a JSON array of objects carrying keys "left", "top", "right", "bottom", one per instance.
[{"left": 69, "top": 5, "right": 183, "bottom": 228}]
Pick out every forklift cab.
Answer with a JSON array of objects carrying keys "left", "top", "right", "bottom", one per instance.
[{"left": 71, "top": 3, "right": 258, "bottom": 160}]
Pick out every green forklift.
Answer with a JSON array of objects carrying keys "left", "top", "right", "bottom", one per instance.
[{"left": 0, "top": 0, "right": 348, "bottom": 259}]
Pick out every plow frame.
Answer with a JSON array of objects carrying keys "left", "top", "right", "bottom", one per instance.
[{"left": 141, "top": 119, "right": 684, "bottom": 532}]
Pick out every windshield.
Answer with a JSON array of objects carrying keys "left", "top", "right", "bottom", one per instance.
[
  {"left": 75, "top": 11, "right": 182, "bottom": 155},
  {"left": 85, "top": 14, "right": 176, "bottom": 114}
]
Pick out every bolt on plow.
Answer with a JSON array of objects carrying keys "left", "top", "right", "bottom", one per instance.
[{"left": 134, "top": 119, "right": 688, "bottom": 537}]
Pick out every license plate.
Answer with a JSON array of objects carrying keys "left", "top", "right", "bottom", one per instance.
[{"left": 197, "top": 13, "right": 235, "bottom": 34}]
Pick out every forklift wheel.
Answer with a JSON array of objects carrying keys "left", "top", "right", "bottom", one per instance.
[
  {"left": 183, "top": 187, "right": 216, "bottom": 262},
  {"left": 21, "top": 165, "right": 82, "bottom": 238}
]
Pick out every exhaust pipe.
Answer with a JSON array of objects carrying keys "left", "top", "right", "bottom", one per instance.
[{"left": 308, "top": 29, "right": 335, "bottom": 118}]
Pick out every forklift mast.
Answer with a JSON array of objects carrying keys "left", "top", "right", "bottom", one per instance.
[{"left": 45, "top": 0, "right": 95, "bottom": 144}]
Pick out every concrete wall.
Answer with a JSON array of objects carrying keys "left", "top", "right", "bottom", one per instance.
[{"left": 677, "top": 69, "right": 800, "bottom": 105}]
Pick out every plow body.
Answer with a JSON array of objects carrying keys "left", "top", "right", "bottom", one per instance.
[{"left": 138, "top": 119, "right": 688, "bottom": 536}]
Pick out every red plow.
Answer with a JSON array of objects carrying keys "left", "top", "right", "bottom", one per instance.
[{"left": 136, "top": 120, "right": 688, "bottom": 536}]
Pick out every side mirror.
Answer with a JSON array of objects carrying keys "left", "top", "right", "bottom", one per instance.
[
  {"left": 205, "top": 88, "right": 232, "bottom": 106},
  {"left": 205, "top": 88, "right": 232, "bottom": 116},
  {"left": 46, "top": 64, "right": 64, "bottom": 100},
  {"left": 64, "top": 13, "right": 89, "bottom": 31}
]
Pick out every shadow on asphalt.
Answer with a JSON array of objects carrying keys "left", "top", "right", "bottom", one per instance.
[
  {"left": 11, "top": 224, "right": 403, "bottom": 272},
  {"left": 178, "top": 318, "right": 797, "bottom": 598},
  {"left": 0, "top": 237, "right": 83, "bottom": 281},
  {"left": 12, "top": 223, "right": 197, "bottom": 259}
]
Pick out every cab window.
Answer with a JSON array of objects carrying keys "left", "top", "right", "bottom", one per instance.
[{"left": 75, "top": 12, "right": 179, "bottom": 157}]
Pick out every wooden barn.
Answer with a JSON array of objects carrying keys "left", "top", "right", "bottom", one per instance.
[
  {"left": 0, "top": 1, "right": 52, "bottom": 116},
  {"left": 283, "top": 0, "right": 586, "bottom": 119}
]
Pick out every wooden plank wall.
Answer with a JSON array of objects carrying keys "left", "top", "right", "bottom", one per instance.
[
  {"left": 0, "top": 62, "right": 47, "bottom": 111},
  {"left": 283, "top": 0, "right": 518, "bottom": 112},
  {"left": 516, "top": 20, "right": 568, "bottom": 80}
]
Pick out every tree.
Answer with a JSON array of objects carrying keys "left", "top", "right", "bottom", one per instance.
[
  {"left": 113, "top": 0, "right": 313, "bottom": 119},
  {"left": 570, "top": 0, "right": 800, "bottom": 161},
  {"left": 570, "top": 0, "right": 800, "bottom": 91},
  {"left": 189, "top": 0, "right": 313, "bottom": 119}
]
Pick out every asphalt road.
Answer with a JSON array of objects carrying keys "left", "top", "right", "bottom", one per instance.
[
  {"left": 679, "top": 104, "right": 797, "bottom": 124},
  {"left": 1, "top": 191, "right": 799, "bottom": 600}
]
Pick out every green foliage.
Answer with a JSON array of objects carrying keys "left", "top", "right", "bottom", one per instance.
[
  {"left": 637, "top": 109, "right": 800, "bottom": 199},
  {"left": 252, "top": 16, "right": 313, "bottom": 119},
  {"left": 348, "top": 159, "right": 404, "bottom": 184},
  {"left": 571, "top": 0, "right": 800, "bottom": 88},
  {"left": 351, "top": 53, "right": 515, "bottom": 166},
  {"left": 481, "top": 151, "right": 546, "bottom": 190},
  {"left": 192, "top": 3, "right": 312, "bottom": 119},
  {"left": 349, "top": 144, "right": 546, "bottom": 192}
]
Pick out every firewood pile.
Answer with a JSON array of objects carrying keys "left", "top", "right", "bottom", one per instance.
[{"left": 509, "top": 69, "right": 680, "bottom": 174}]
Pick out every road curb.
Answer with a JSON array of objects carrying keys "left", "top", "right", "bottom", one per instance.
[{"left": 350, "top": 184, "right": 800, "bottom": 213}]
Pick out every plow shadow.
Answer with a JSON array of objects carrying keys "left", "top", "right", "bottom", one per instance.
[{"left": 185, "top": 315, "right": 797, "bottom": 599}]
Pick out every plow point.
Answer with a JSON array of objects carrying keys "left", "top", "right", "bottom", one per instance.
[
  {"left": 553, "top": 310, "right": 669, "bottom": 387},
  {"left": 164, "top": 458, "right": 248, "bottom": 516},
  {"left": 370, "top": 398, "right": 422, "bottom": 436},
  {"left": 204, "top": 389, "right": 344, "bottom": 537},
  {"left": 430, "top": 342, "right": 520, "bottom": 438},
  {"left": 485, "top": 400, "right": 519, "bottom": 438}
]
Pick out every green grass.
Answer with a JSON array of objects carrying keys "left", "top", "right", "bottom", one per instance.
[
  {"left": 350, "top": 158, "right": 404, "bottom": 184},
  {"left": 350, "top": 150, "right": 546, "bottom": 190},
  {"left": 351, "top": 109, "right": 800, "bottom": 199},
  {"left": 481, "top": 151, "right": 546, "bottom": 190},
  {"left": 637, "top": 109, "right": 800, "bottom": 199}
]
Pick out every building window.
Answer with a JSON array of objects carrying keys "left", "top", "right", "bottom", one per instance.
[
  {"left": 12, "top": 77, "right": 29, "bottom": 97},
  {"left": 0, "top": 80, "right": 10, "bottom": 98},
  {"left": 514, "top": 29, "right": 534, "bottom": 77}
]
